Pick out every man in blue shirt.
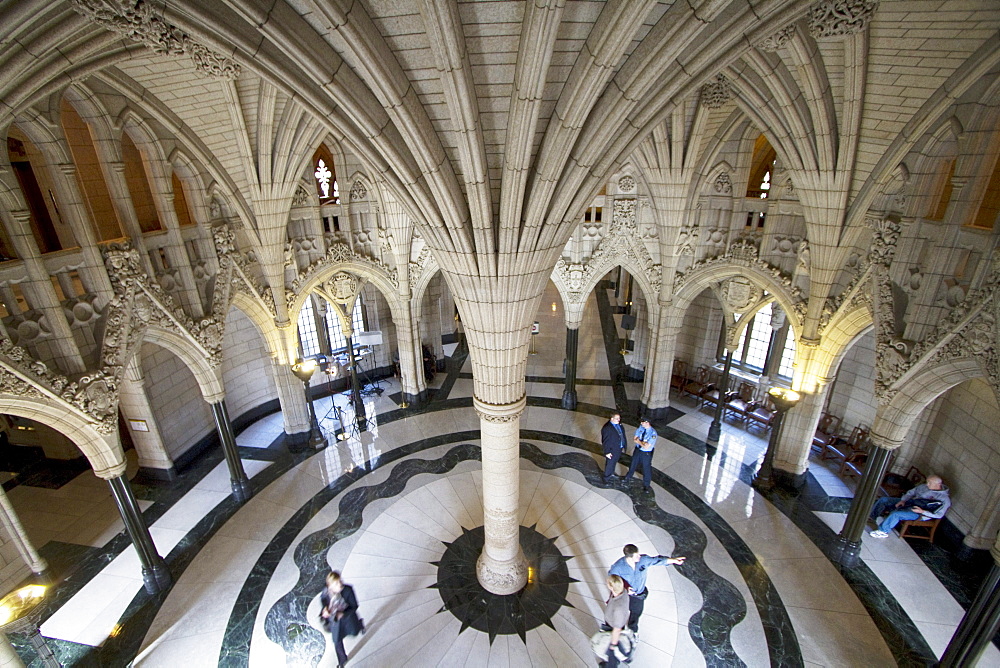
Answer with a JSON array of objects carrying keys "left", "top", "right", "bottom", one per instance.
[
  {"left": 608, "top": 543, "right": 685, "bottom": 635},
  {"left": 624, "top": 417, "right": 657, "bottom": 490},
  {"left": 600, "top": 412, "right": 627, "bottom": 484}
]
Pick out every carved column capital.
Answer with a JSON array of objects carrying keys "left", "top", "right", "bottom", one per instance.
[{"left": 474, "top": 395, "right": 526, "bottom": 423}]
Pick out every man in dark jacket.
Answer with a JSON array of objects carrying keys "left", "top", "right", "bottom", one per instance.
[{"left": 601, "top": 413, "right": 627, "bottom": 484}]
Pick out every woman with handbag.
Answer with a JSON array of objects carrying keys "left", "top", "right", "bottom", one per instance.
[{"left": 320, "top": 571, "right": 364, "bottom": 667}]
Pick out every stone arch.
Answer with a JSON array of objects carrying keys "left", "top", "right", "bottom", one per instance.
[
  {"left": 673, "top": 262, "right": 800, "bottom": 343},
  {"left": 138, "top": 325, "right": 224, "bottom": 402},
  {"left": 286, "top": 260, "right": 404, "bottom": 357},
  {"left": 229, "top": 291, "right": 284, "bottom": 360},
  {"left": 409, "top": 251, "right": 442, "bottom": 313},
  {"left": 0, "top": 396, "right": 123, "bottom": 478},
  {"left": 554, "top": 252, "right": 660, "bottom": 329},
  {"left": 822, "top": 303, "right": 874, "bottom": 378},
  {"left": 872, "top": 357, "right": 990, "bottom": 448},
  {"left": 168, "top": 147, "right": 211, "bottom": 224}
]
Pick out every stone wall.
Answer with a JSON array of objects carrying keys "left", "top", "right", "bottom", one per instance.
[
  {"left": 221, "top": 306, "right": 278, "bottom": 419},
  {"left": 922, "top": 378, "right": 1000, "bottom": 535},
  {"left": 827, "top": 331, "right": 878, "bottom": 434},
  {"left": 140, "top": 343, "right": 214, "bottom": 460}
]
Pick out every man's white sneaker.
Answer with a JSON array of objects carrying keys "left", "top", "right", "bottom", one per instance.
[{"left": 869, "top": 530, "right": 889, "bottom": 538}]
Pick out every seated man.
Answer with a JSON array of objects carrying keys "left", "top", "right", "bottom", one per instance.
[{"left": 869, "top": 474, "right": 950, "bottom": 538}]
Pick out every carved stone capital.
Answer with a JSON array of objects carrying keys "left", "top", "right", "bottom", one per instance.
[
  {"left": 474, "top": 395, "right": 526, "bottom": 423},
  {"left": 757, "top": 26, "right": 796, "bottom": 52},
  {"left": 69, "top": 0, "right": 241, "bottom": 78},
  {"left": 808, "top": 0, "right": 879, "bottom": 38},
  {"left": 700, "top": 74, "right": 732, "bottom": 109}
]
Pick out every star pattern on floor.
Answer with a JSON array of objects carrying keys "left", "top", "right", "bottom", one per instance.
[{"left": 429, "top": 524, "right": 577, "bottom": 643}]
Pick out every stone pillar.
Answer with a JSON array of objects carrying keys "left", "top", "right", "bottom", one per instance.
[
  {"left": 106, "top": 474, "right": 170, "bottom": 593},
  {"left": 772, "top": 378, "right": 832, "bottom": 478},
  {"left": 939, "top": 532, "right": 1000, "bottom": 667},
  {"left": 561, "top": 326, "right": 579, "bottom": 410},
  {"left": 119, "top": 358, "right": 175, "bottom": 477},
  {"left": 475, "top": 396, "right": 528, "bottom": 594},
  {"left": 209, "top": 400, "right": 252, "bottom": 503},
  {"left": 639, "top": 306, "right": 678, "bottom": 420},
  {"left": 269, "top": 357, "right": 311, "bottom": 438},
  {"left": 396, "top": 298, "right": 427, "bottom": 405},
  {"left": 0, "top": 487, "right": 47, "bottom": 576},
  {"left": 836, "top": 433, "right": 895, "bottom": 567}
]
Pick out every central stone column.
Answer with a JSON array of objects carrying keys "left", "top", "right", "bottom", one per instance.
[{"left": 475, "top": 395, "right": 528, "bottom": 594}]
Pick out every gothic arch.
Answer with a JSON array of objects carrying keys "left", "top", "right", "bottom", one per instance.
[
  {"left": 673, "top": 260, "right": 801, "bottom": 342},
  {"left": 872, "top": 357, "right": 991, "bottom": 448},
  {"left": 0, "top": 396, "right": 123, "bottom": 478},
  {"left": 138, "top": 325, "right": 224, "bottom": 401}
]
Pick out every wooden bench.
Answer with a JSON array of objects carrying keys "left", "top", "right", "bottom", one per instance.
[{"left": 898, "top": 517, "right": 941, "bottom": 542}]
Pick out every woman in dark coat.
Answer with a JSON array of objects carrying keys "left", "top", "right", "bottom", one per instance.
[{"left": 320, "top": 571, "right": 363, "bottom": 667}]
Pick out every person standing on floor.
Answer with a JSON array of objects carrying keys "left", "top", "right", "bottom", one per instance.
[
  {"left": 608, "top": 544, "right": 685, "bottom": 636},
  {"left": 624, "top": 417, "right": 657, "bottom": 491},
  {"left": 601, "top": 413, "right": 627, "bottom": 484},
  {"left": 320, "top": 571, "right": 364, "bottom": 667}
]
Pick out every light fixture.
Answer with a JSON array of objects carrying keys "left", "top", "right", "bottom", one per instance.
[
  {"left": 0, "top": 584, "right": 59, "bottom": 667},
  {"left": 291, "top": 359, "right": 325, "bottom": 448}
]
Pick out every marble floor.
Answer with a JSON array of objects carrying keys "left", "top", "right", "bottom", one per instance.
[{"left": 2, "top": 285, "right": 998, "bottom": 667}]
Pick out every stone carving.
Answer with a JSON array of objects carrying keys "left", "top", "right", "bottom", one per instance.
[
  {"left": 714, "top": 173, "right": 733, "bottom": 194},
  {"left": 808, "top": 0, "right": 879, "bottom": 38},
  {"left": 720, "top": 277, "right": 762, "bottom": 313},
  {"left": 868, "top": 216, "right": 907, "bottom": 402},
  {"left": 350, "top": 180, "right": 368, "bottom": 201},
  {"left": 102, "top": 241, "right": 226, "bottom": 367},
  {"left": 285, "top": 242, "right": 398, "bottom": 312},
  {"left": 292, "top": 185, "right": 312, "bottom": 207},
  {"left": 408, "top": 245, "right": 437, "bottom": 293},
  {"left": 552, "top": 199, "right": 661, "bottom": 308},
  {"left": 675, "top": 239, "right": 802, "bottom": 323},
  {"left": 326, "top": 272, "right": 359, "bottom": 303},
  {"left": 700, "top": 74, "right": 732, "bottom": 110},
  {"left": 758, "top": 26, "right": 796, "bottom": 52},
  {"left": 618, "top": 175, "right": 636, "bottom": 193},
  {"left": 0, "top": 339, "right": 118, "bottom": 433},
  {"left": 69, "top": 0, "right": 240, "bottom": 79}
]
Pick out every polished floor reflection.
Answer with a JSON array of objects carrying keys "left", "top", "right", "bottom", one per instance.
[{"left": 1, "top": 284, "right": 996, "bottom": 666}]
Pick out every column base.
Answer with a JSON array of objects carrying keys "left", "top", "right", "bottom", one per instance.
[
  {"left": 231, "top": 477, "right": 253, "bottom": 504},
  {"left": 134, "top": 466, "right": 178, "bottom": 483},
  {"left": 141, "top": 559, "right": 172, "bottom": 594},
  {"left": 836, "top": 536, "right": 863, "bottom": 568},
  {"left": 638, "top": 404, "right": 675, "bottom": 421},
  {"left": 561, "top": 390, "right": 577, "bottom": 410},
  {"left": 706, "top": 420, "right": 722, "bottom": 445},
  {"left": 400, "top": 390, "right": 430, "bottom": 409},
  {"left": 476, "top": 551, "right": 528, "bottom": 595}
]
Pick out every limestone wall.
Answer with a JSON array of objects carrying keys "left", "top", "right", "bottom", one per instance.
[
  {"left": 827, "top": 331, "right": 878, "bottom": 435},
  {"left": 922, "top": 379, "right": 1000, "bottom": 535},
  {"left": 221, "top": 306, "right": 278, "bottom": 420},
  {"left": 140, "top": 343, "right": 214, "bottom": 460}
]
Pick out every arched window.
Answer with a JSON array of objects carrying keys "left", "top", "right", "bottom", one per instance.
[
  {"left": 297, "top": 296, "right": 364, "bottom": 357},
  {"left": 719, "top": 302, "right": 796, "bottom": 380},
  {"left": 746, "top": 134, "right": 776, "bottom": 199},
  {"left": 312, "top": 145, "right": 339, "bottom": 203}
]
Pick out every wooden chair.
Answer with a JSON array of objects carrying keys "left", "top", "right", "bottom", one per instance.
[
  {"left": 725, "top": 382, "right": 756, "bottom": 422},
  {"left": 700, "top": 370, "right": 724, "bottom": 411},
  {"left": 812, "top": 412, "right": 842, "bottom": 454},
  {"left": 880, "top": 466, "right": 925, "bottom": 498},
  {"left": 745, "top": 396, "right": 776, "bottom": 434},
  {"left": 670, "top": 359, "right": 689, "bottom": 393},
  {"left": 899, "top": 517, "right": 941, "bottom": 542},
  {"left": 682, "top": 366, "right": 712, "bottom": 401},
  {"left": 822, "top": 424, "right": 869, "bottom": 462}
]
